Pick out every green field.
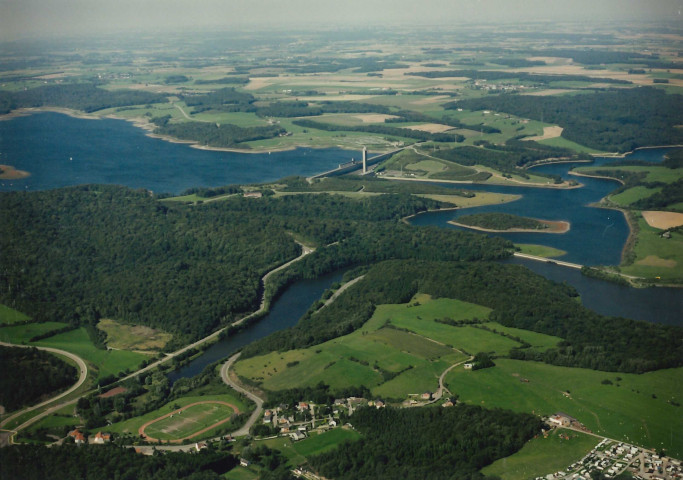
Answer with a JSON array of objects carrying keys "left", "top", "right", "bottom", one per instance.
[
  {"left": 97, "top": 319, "right": 172, "bottom": 352},
  {"left": 610, "top": 185, "right": 662, "bottom": 207},
  {"left": 143, "top": 402, "right": 237, "bottom": 441},
  {"left": 481, "top": 429, "right": 600, "bottom": 480},
  {"left": 235, "top": 295, "right": 522, "bottom": 398},
  {"left": 575, "top": 164, "right": 682, "bottom": 185},
  {"left": 515, "top": 243, "right": 567, "bottom": 258},
  {"left": 293, "top": 428, "right": 362, "bottom": 457},
  {"left": 620, "top": 215, "right": 683, "bottom": 282},
  {"left": 537, "top": 136, "right": 605, "bottom": 154},
  {"left": 446, "top": 359, "right": 683, "bottom": 458},
  {"left": 106, "top": 392, "right": 250, "bottom": 440},
  {"left": 0, "top": 304, "right": 30, "bottom": 324},
  {"left": 33, "top": 328, "right": 149, "bottom": 381},
  {"left": 0, "top": 322, "right": 69, "bottom": 344}
]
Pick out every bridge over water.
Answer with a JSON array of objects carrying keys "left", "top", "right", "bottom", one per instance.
[{"left": 308, "top": 147, "right": 405, "bottom": 180}]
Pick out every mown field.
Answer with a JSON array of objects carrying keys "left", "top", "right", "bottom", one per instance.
[
  {"left": 34, "top": 328, "right": 149, "bottom": 381},
  {"left": 235, "top": 294, "right": 562, "bottom": 400},
  {"left": 481, "top": 429, "right": 600, "bottom": 480},
  {"left": 445, "top": 359, "right": 683, "bottom": 458},
  {"left": 621, "top": 215, "right": 683, "bottom": 282}
]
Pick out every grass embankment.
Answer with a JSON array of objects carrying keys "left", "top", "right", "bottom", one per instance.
[
  {"left": 446, "top": 359, "right": 683, "bottom": 458},
  {"left": 451, "top": 212, "right": 569, "bottom": 233},
  {"left": 482, "top": 429, "right": 600, "bottom": 480},
  {"left": 235, "top": 294, "right": 559, "bottom": 400},
  {"left": 0, "top": 304, "right": 31, "bottom": 325},
  {"left": 514, "top": 244, "right": 567, "bottom": 258}
]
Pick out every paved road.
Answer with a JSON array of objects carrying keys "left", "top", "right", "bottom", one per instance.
[
  {"left": 220, "top": 353, "right": 264, "bottom": 437},
  {"left": 320, "top": 275, "right": 365, "bottom": 309},
  {"left": 2, "top": 242, "right": 314, "bottom": 442},
  {"left": 0, "top": 342, "right": 88, "bottom": 433}
]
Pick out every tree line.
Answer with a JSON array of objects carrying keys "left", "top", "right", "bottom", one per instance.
[
  {"left": 0, "top": 83, "right": 167, "bottom": 115},
  {"left": 244, "top": 260, "right": 683, "bottom": 373},
  {"left": 448, "top": 88, "right": 683, "bottom": 152},
  {"left": 309, "top": 404, "right": 544, "bottom": 480},
  {"left": 0, "top": 346, "right": 77, "bottom": 411}
]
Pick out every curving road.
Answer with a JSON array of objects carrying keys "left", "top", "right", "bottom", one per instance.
[
  {"left": 220, "top": 352, "right": 264, "bottom": 438},
  {"left": 0, "top": 342, "right": 88, "bottom": 440}
]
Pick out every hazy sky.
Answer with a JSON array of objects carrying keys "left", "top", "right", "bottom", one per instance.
[{"left": 1, "top": 0, "right": 681, "bottom": 41}]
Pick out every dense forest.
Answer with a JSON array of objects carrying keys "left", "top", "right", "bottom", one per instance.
[
  {"left": 243, "top": 260, "right": 683, "bottom": 373},
  {"left": 0, "top": 83, "right": 167, "bottom": 114},
  {"left": 0, "top": 444, "right": 238, "bottom": 480},
  {"left": 456, "top": 213, "right": 550, "bottom": 230},
  {"left": 292, "top": 118, "right": 464, "bottom": 143},
  {"left": 432, "top": 138, "right": 587, "bottom": 174},
  {"left": 0, "top": 185, "right": 510, "bottom": 346},
  {"left": 309, "top": 405, "right": 544, "bottom": 480},
  {"left": 449, "top": 88, "right": 683, "bottom": 152},
  {"left": 151, "top": 115, "right": 285, "bottom": 148},
  {"left": 0, "top": 346, "right": 77, "bottom": 411}
]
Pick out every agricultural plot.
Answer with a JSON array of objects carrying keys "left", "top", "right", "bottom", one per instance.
[
  {"left": 620, "top": 216, "right": 682, "bottom": 281},
  {"left": 141, "top": 401, "right": 238, "bottom": 442},
  {"left": 446, "top": 359, "right": 683, "bottom": 458},
  {"left": 610, "top": 186, "right": 662, "bottom": 207},
  {"left": 234, "top": 295, "right": 504, "bottom": 398},
  {"left": 481, "top": 429, "right": 600, "bottom": 480}
]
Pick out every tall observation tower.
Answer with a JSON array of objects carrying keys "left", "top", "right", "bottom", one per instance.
[{"left": 362, "top": 147, "right": 368, "bottom": 174}]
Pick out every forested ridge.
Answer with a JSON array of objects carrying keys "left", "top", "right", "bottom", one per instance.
[
  {"left": 309, "top": 405, "right": 544, "bottom": 480},
  {"left": 0, "top": 346, "right": 77, "bottom": 411},
  {"left": 244, "top": 260, "right": 683, "bottom": 373},
  {"left": 0, "top": 444, "right": 236, "bottom": 480},
  {"left": 449, "top": 88, "right": 683, "bottom": 152},
  {"left": 0, "top": 83, "right": 167, "bottom": 114},
  {"left": 0, "top": 185, "right": 509, "bottom": 347},
  {"left": 456, "top": 213, "right": 549, "bottom": 230}
]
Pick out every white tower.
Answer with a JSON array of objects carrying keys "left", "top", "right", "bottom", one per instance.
[{"left": 362, "top": 147, "right": 367, "bottom": 174}]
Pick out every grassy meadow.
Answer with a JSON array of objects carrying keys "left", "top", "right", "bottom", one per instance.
[
  {"left": 0, "top": 304, "right": 30, "bottom": 325},
  {"left": 33, "top": 328, "right": 149, "bottom": 381},
  {"left": 97, "top": 319, "right": 172, "bottom": 352},
  {"left": 445, "top": 359, "right": 683, "bottom": 458},
  {"left": 514, "top": 244, "right": 567, "bottom": 258},
  {"left": 235, "top": 294, "right": 563, "bottom": 400},
  {"left": 620, "top": 215, "right": 683, "bottom": 282},
  {"left": 481, "top": 429, "right": 600, "bottom": 480}
]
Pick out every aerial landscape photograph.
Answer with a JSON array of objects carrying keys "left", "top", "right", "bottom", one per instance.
[{"left": 0, "top": 0, "right": 682, "bottom": 478}]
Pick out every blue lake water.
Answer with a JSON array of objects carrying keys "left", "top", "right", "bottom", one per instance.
[
  {"left": 409, "top": 149, "right": 668, "bottom": 266},
  {"left": 0, "top": 112, "right": 358, "bottom": 194}
]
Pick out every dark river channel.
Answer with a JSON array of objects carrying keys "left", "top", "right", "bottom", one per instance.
[{"left": 1, "top": 113, "right": 680, "bottom": 380}]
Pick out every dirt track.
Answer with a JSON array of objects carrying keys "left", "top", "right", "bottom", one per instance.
[{"left": 138, "top": 401, "right": 240, "bottom": 443}]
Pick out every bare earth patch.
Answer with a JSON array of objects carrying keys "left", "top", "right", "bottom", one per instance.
[
  {"left": 410, "top": 95, "right": 451, "bottom": 105},
  {"left": 642, "top": 211, "right": 683, "bottom": 230},
  {"left": 0, "top": 164, "right": 30, "bottom": 180},
  {"left": 404, "top": 123, "right": 454, "bottom": 134},
  {"left": 353, "top": 113, "right": 399, "bottom": 123},
  {"left": 524, "top": 89, "right": 577, "bottom": 96},
  {"left": 636, "top": 255, "right": 677, "bottom": 268},
  {"left": 523, "top": 126, "right": 564, "bottom": 142}
]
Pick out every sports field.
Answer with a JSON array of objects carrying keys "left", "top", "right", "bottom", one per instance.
[{"left": 139, "top": 401, "right": 239, "bottom": 442}]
